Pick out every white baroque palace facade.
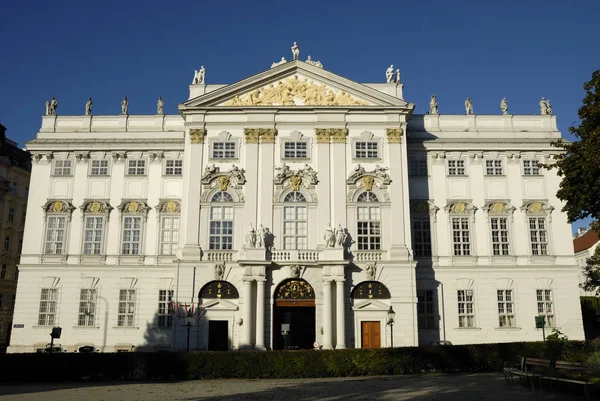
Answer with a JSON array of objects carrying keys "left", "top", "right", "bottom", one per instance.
[{"left": 9, "top": 58, "right": 584, "bottom": 353}]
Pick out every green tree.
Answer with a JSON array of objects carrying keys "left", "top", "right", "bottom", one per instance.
[{"left": 547, "top": 70, "right": 600, "bottom": 292}]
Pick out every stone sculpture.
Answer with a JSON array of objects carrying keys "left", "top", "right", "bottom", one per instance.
[
  {"left": 429, "top": 95, "right": 439, "bottom": 115},
  {"left": 245, "top": 223, "right": 257, "bottom": 248},
  {"left": 121, "top": 96, "right": 128, "bottom": 115},
  {"left": 290, "top": 265, "right": 302, "bottom": 278},
  {"left": 540, "top": 97, "right": 548, "bottom": 115},
  {"left": 215, "top": 263, "right": 225, "bottom": 280},
  {"left": 256, "top": 224, "right": 265, "bottom": 248},
  {"left": 385, "top": 65, "right": 394, "bottom": 83},
  {"left": 157, "top": 97, "right": 164, "bottom": 115},
  {"left": 546, "top": 99, "right": 552, "bottom": 115},
  {"left": 271, "top": 57, "right": 287, "bottom": 68},
  {"left": 500, "top": 97, "right": 509, "bottom": 115},
  {"left": 45, "top": 101, "right": 51, "bottom": 116},
  {"left": 395, "top": 69, "right": 401, "bottom": 83},
  {"left": 366, "top": 263, "right": 377, "bottom": 280},
  {"left": 198, "top": 66, "right": 206, "bottom": 84},
  {"left": 335, "top": 224, "right": 346, "bottom": 248},
  {"left": 85, "top": 98, "right": 93, "bottom": 116},
  {"left": 324, "top": 224, "right": 336, "bottom": 248},
  {"left": 465, "top": 97, "right": 473, "bottom": 115},
  {"left": 291, "top": 42, "right": 300, "bottom": 60},
  {"left": 46, "top": 97, "right": 58, "bottom": 115}
]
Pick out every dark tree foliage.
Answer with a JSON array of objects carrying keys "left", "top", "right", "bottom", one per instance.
[{"left": 547, "top": 71, "right": 600, "bottom": 293}]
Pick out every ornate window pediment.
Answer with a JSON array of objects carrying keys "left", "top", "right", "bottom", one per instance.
[
  {"left": 521, "top": 200, "right": 554, "bottom": 215},
  {"left": 273, "top": 163, "right": 318, "bottom": 202},
  {"left": 201, "top": 165, "right": 246, "bottom": 202},
  {"left": 444, "top": 200, "right": 477, "bottom": 215},
  {"left": 118, "top": 200, "right": 151, "bottom": 216},
  {"left": 157, "top": 200, "right": 181, "bottom": 214},
  {"left": 351, "top": 281, "right": 391, "bottom": 299},
  {"left": 80, "top": 200, "right": 113, "bottom": 215},
  {"left": 482, "top": 200, "right": 515, "bottom": 215},
  {"left": 347, "top": 164, "right": 391, "bottom": 202},
  {"left": 42, "top": 200, "right": 75, "bottom": 218},
  {"left": 199, "top": 280, "right": 239, "bottom": 299}
]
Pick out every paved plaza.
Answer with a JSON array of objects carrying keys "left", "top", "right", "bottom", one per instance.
[{"left": 0, "top": 373, "right": 583, "bottom": 401}]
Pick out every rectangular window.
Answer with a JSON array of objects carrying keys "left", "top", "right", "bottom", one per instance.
[
  {"left": 529, "top": 217, "right": 548, "bottom": 255},
  {"left": 0, "top": 264, "right": 6, "bottom": 280},
  {"left": 490, "top": 217, "right": 509, "bottom": 255},
  {"left": 83, "top": 216, "right": 104, "bottom": 255},
  {"left": 523, "top": 160, "right": 541, "bottom": 175},
  {"left": 448, "top": 160, "right": 466, "bottom": 176},
  {"left": 412, "top": 217, "right": 432, "bottom": 257},
  {"left": 90, "top": 160, "right": 109, "bottom": 176},
  {"left": 21, "top": 211, "right": 26, "bottom": 225},
  {"left": 283, "top": 206, "right": 307, "bottom": 250},
  {"left": 11, "top": 294, "right": 15, "bottom": 309},
  {"left": 160, "top": 216, "right": 180, "bottom": 255},
  {"left": 78, "top": 288, "right": 97, "bottom": 326},
  {"left": 536, "top": 289, "right": 555, "bottom": 327},
  {"left": 0, "top": 294, "right": 3, "bottom": 310},
  {"left": 4, "top": 236, "right": 10, "bottom": 251},
  {"left": 53, "top": 160, "right": 72, "bottom": 176},
  {"left": 164, "top": 160, "right": 183, "bottom": 175},
  {"left": 11, "top": 183, "right": 17, "bottom": 195},
  {"left": 158, "top": 290, "right": 174, "bottom": 328},
  {"left": 38, "top": 288, "right": 58, "bottom": 326},
  {"left": 283, "top": 142, "right": 308, "bottom": 158},
  {"left": 451, "top": 217, "right": 471, "bottom": 256},
  {"left": 355, "top": 142, "right": 378, "bottom": 159},
  {"left": 410, "top": 159, "right": 428, "bottom": 176},
  {"left": 45, "top": 216, "right": 66, "bottom": 254},
  {"left": 497, "top": 289, "right": 515, "bottom": 327},
  {"left": 127, "top": 160, "right": 146, "bottom": 175},
  {"left": 457, "top": 290, "right": 475, "bottom": 328},
  {"left": 122, "top": 216, "right": 142, "bottom": 255},
  {"left": 118, "top": 289, "right": 136, "bottom": 327},
  {"left": 212, "top": 142, "right": 236, "bottom": 159},
  {"left": 209, "top": 206, "right": 234, "bottom": 250},
  {"left": 8, "top": 208, "right": 14, "bottom": 223},
  {"left": 485, "top": 160, "right": 503, "bottom": 175},
  {"left": 357, "top": 206, "right": 381, "bottom": 250},
  {"left": 417, "top": 290, "right": 435, "bottom": 329}
]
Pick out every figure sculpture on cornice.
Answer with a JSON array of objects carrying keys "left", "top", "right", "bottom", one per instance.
[
  {"left": 157, "top": 97, "right": 164, "bottom": 115},
  {"left": 263, "top": 227, "right": 274, "bottom": 250},
  {"left": 546, "top": 99, "right": 552, "bottom": 115},
  {"left": 500, "top": 97, "right": 509, "bottom": 115},
  {"left": 198, "top": 66, "right": 206, "bottom": 84},
  {"left": 540, "top": 97, "right": 548, "bottom": 115},
  {"left": 465, "top": 97, "right": 473, "bottom": 115},
  {"left": 348, "top": 164, "right": 367, "bottom": 182},
  {"left": 121, "top": 96, "right": 129, "bottom": 115},
  {"left": 215, "top": 263, "right": 225, "bottom": 280},
  {"left": 245, "top": 223, "right": 257, "bottom": 248},
  {"left": 203, "top": 164, "right": 218, "bottom": 179},
  {"left": 85, "top": 98, "right": 93, "bottom": 116},
  {"left": 192, "top": 69, "right": 199, "bottom": 84},
  {"left": 256, "top": 224, "right": 265, "bottom": 248},
  {"left": 275, "top": 163, "right": 291, "bottom": 180},
  {"left": 271, "top": 57, "right": 287, "bottom": 68},
  {"left": 374, "top": 164, "right": 390, "bottom": 181},
  {"left": 291, "top": 42, "right": 300, "bottom": 60},
  {"left": 45, "top": 101, "right": 51, "bottom": 116},
  {"left": 47, "top": 97, "right": 58, "bottom": 115},
  {"left": 299, "top": 164, "right": 318, "bottom": 184},
  {"left": 305, "top": 56, "right": 323, "bottom": 69},
  {"left": 395, "top": 69, "right": 401, "bottom": 83},
  {"left": 229, "top": 165, "right": 245, "bottom": 182},
  {"left": 429, "top": 95, "right": 439, "bottom": 115},
  {"left": 385, "top": 65, "right": 394, "bottom": 83},
  {"left": 335, "top": 224, "right": 346, "bottom": 248},
  {"left": 366, "top": 263, "right": 377, "bottom": 280},
  {"left": 324, "top": 224, "right": 336, "bottom": 248}
]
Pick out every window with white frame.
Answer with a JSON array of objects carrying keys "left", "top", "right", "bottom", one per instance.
[
  {"left": 497, "top": 289, "right": 515, "bottom": 327},
  {"left": 490, "top": 217, "right": 510, "bottom": 255},
  {"left": 529, "top": 217, "right": 548, "bottom": 255},
  {"left": 118, "top": 289, "right": 136, "bottom": 327},
  {"left": 523, "top": 160, "right": 541, "bottom": 175},
  {"left": 122, "top": 216, "right": 142, "bottom": 255},
  {"left": 536, "top": 289, "right": 555, "bottom": 327},
  {"left": 0, "top": 264, "right": 6, "bottom": 280},
  {"left": 160, "top": 216, "right": 179, "bottom": 255},
  {"left": 357, "top": 192, "right": 381, "bottom": 250},
  {"left": 283, "top": 191, "right": 307, "bottom": 250},
  {"left": 457, "top": 290, "right": 475, "bottom": 328},
  {"left": 8, "top": 208, "right": 14, "bottom": 223},
  {"left": 78, "top": 288, "right": 97, "bottom": 326},
  {"left": 90, "top": 160, "right": 109, "bottom": 176},
  {"left": 283, "top": 141, "right": 308, "bottom": 159},
  {"left": 83, "top": 216, "right": 105, "bottom": 255},
  {"left": 412, "top": 217, "right": 432, "bottom": 257},
  {"left": 164, "top": 160, "right": 183, "bottom": 175},
  {"left": 447, "top": 160, "right": 466, "bottom": 176},
  {"left": 212, "top": 142, "right": 236, "bottom": 159},
  {"left": 417, "top": 289, "right": 435, "bottom": 329},
  {"left": 485, "top": 160, "right": 503, "bottom": 175},
  {"left": 409, "top": 159, "right": 428, "bottom": 176},
  {"left": 38, "top": 288, "right": 58, "bottom": 326},
  {"left": 451, "top": 217, "right": 471, "bottom": 256},
  {"left": 158, "top": 289, "right": 173, "bottom": 328},
  {"left": 355, "top": 142, "right": 378, "bottom": 159},
  {"left": 53, "top": 160, "right": 72, "bottom": 176},
  {"left": 45, "top": 216, "right": 67, "bottom": 254},
  {"left": 209, "top": 191, "right": 234, "bottom": 250},
  {"left": 127, "top": 159, "right": 146, "bottom": 175}
]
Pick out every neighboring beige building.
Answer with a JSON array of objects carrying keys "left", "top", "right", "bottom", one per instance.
[
  {"left": 574, "top": 227, "right": 600, "bottom": 296},
  {"left": 0, "top": 123, "right": 31, "bottom": 351}
]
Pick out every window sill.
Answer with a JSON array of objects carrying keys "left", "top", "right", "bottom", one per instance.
[
  {"left": 80, "top": 255, "right": 106, "bottom": 263},
  {"left": 125, "top": 175, "right": 148, "bottom": 178},
  {"left": 453, "top": 327, "right": 482, "bottom": 330},
  {"left": 162, "top": 174, "right": 183, "bottom": 177},
  {"left": 494, "top": 327, "right": 522, "bottom": 331},
  {"left": 522, "top": 174, "right": 543, "bottom": 178},
  {"left": 33, "top": 325, "right": 57, "bottom": 329},
  {"left": 112, "top": 326, "right": 140, "bottom": 330},
  {"left": 446, "top": 175, "right": 469, "bottom": 178},
  {"left": 484, "top": 175, "right": 506, "bottom": 178},
  {"left": 208, "top": 158, "right": 238, "bottom": 162},
  {"left": 72, "top": 326, "right": 100, "bottom": 329},
  {"left": 352, "top": 158, "right": 382, "bottom": 163},
  {"left": 51, "top": 175, "right": 73, "bottom": 178},
  {"left": 88, "top": 175, "right": 110, "bottom": 178},
  {"left": 281, "top": 157, "right": 311, "bottom": 162}
]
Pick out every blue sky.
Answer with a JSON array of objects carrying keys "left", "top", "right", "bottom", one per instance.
[{"left": 1, "top": 0, "right": 599, "bottom": 231}]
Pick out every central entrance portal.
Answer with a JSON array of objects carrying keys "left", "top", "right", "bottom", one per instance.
[{"left": 272, "top": 278, "right": 316, "bottom": 350}]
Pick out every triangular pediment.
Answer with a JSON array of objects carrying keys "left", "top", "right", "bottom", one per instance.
[
  {"left": 201, "top": 299, "right": 238, "bottom": 311},
  {"left": 352, "top": 300, "right": 390, "bottom": 311},
  {"left": 181, "top": 60, "right": 409, "bottom": 109}
]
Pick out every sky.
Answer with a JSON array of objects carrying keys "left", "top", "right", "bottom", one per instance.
[{"left": 1, "top": 0, "right": 599, "bottom": 232}]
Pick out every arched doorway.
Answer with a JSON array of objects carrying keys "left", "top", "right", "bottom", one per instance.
[
  {"left": 199, "top": 281, "right": 239, "bottom": 351},
  {"left": 273, "top": 278, "right": 315, "bottom": 350}
]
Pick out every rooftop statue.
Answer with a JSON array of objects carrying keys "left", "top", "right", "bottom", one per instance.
[
  {"left": 500, "top": 97, "right": 509, "bottom": 115},
  {"left": 271, "top": 57, "right": 287, "bottom": 68},
  {"left": 121, "top": 96, "right": 128, "bottom": 115},
  {"left": 46, "top": 97, "right": 58, "bottom": 115},
  {"left": 85, "top": 98, "right": 93, "bottom": 116},
  {"left": 546, "top": 99, "right": 552, "bottom": 115},
  {"left": 465, "top": 97, "right": 473, "bottom": 115},
  {"left": 540, "top": 97, "right": 552, "bottom": 115},
  {"left": 157, "top": 97, "right": 164, "bottom": 115},
  {"left": 198, "top": 66, "right": 206, "bottom": 84},
  {"left": 385, "top": 65, "right": 394, "bottom": 83},
  {"left": 291, "top": 42, "right": 300, "bottom": 60},
  {"left": 305, "top": 55, "right": 323, "bottom": 69},
  {"left": 429, "top": 94, "right": 438, "bottom": 115},
  {"left": 395, "top": 69, "right": 401, "bottom": 83}
]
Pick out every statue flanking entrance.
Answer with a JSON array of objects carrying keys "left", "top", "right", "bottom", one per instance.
[{"left": 273, "top": 278, "right": 315, "bottom": 350}]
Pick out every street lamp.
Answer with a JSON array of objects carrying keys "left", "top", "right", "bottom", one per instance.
[
  {"left": 387, "top": 306, "right": 396, "bottom": 348},
  {"left": 185, "top": 313, "right": 194, "bottom": 352}
]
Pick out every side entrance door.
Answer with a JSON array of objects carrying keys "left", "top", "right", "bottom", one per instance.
[
  {"left": 208, "top": 320, "right": 228, "bottom": 351},
  {"left": 361, "top": 321, "right": 381, "bottom": 348}
]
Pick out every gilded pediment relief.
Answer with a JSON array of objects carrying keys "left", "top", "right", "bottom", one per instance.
[{"left": 221, "top": 74, "right": 370, "bottom": 107}]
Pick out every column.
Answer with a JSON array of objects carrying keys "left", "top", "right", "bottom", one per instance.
[
  {"left": 322, "top": 279, "right": 333, "bottom": 349},
  {"left": 242, "top": 279, "right": 254, "bottom": 349},
  {"left": 335, "top": 279, "right": 346, "bottom": 349},
  {"left": 255, "top": 279, "right": 266, "bottom": 350}
]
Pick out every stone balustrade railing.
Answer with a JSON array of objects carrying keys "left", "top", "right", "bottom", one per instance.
[
  {"left": 354, "top": 251, "right": 386, "bottom": 262},
  {"left": 271, "top": 250, "right": 320, "bottom": 262},
  {"left": 204, "top": 250, "right": 236, "bottom": 262}
]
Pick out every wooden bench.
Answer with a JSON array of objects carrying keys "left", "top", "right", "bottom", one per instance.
[
  {"left": 540, "top": 360, "right": 600, "bottom": 401},
  {"left": 504, "top": 356, "right": 550, "bottom": 391}
]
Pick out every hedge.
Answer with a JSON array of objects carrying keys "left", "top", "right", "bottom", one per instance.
[{"left": 0, "top": 341, "right": 591, "bottom": 382}]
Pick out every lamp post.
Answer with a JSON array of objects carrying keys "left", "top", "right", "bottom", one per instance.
[
  {"left": 185, "top": 314, "right": 194, "bottom": 352},
  {"left": 387, "top": 306, "right": 396, "bottom": 348}
]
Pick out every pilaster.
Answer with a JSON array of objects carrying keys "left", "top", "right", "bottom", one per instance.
[
  {"left": 335, "top": 279, "right": 346, "bottom": 349},
  {"left": 180, "top": 128, "right": 205, "bottom": 260},
  {"left": 386, "top": 126, "right": 408, "bottom": 255}
]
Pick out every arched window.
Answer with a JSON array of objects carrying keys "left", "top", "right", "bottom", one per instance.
[
  {"left": 210, "top": 192, "right": 234, "bottom": 249},
  {"left": 357, "top": 192, "right": 380, "bottom": 250},
  {"left": 283, "top": 191, "right": 307, "bottom": 249}
]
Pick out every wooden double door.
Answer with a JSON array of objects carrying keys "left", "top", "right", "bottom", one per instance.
[{"left": 361, "top": 321, "right": 381, "bottom": 348}]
